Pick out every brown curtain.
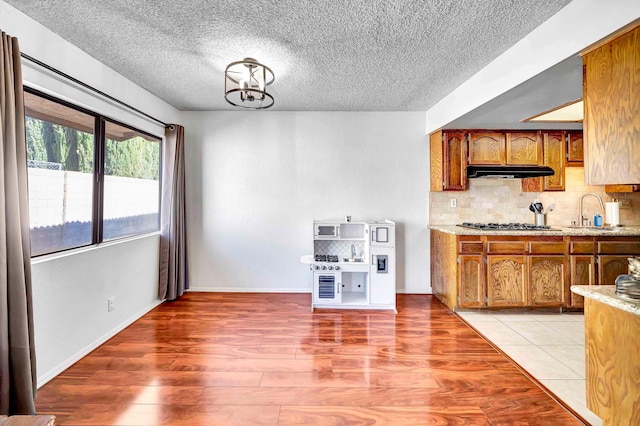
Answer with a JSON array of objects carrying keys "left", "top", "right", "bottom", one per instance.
[
  {"left": 0, "top": 31, "right": 37, "bottom": 415},
  {"left": 158, "top": 125, "right": 189, "bottom": 300}
]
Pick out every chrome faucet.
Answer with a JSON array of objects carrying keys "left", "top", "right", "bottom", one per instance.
[
  {"left": 579, "top": 193, "right": 604, "bottom": 226},
  {"left": 351, "top": 244, "right": 356, "bottom": 259}
]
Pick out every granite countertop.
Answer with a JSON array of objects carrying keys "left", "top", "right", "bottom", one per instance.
[
  {"left": 428, "top": 224, "right": 640, "bottom": 236},
  {"left": 571, "top": 285, "right": 640, "bottom": 316}
]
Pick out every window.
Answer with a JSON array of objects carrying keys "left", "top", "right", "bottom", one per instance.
[
  {"left": 103, "top": 121, "right": 160, "bottom": 240},
  {"left": 24, "top": 89, "right": 161, "bottom": 256}
]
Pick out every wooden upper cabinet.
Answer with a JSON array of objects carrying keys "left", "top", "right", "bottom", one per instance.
[
  {"left": 583, "top": 23, "right": 640, "bottom": 185},
  {"left": 521, "top": 131, "right": 565, "bottom": 192},
  {"left": 443, "top": 131, "right": 467, "bottom": 191},
  {"left": 429, "top": 130, "right": 467, "bottom": 191},
  {"left": 543, "top": 132, "right": 565, "bottom": 191},
  {"left": 468, "top": 132, "right": 505, "bottom": 165},
  {"left": 604, "top": 185, "right": 640, "bottom": 193},
  {"left": 566, "top": 131, "right": 584, "bottom": 165},
  {"left": 430, "top": 130, "right": 444, "bottom": 192},
  {"left": 506, "top": 132, "right": 542, "bottom": 165}
]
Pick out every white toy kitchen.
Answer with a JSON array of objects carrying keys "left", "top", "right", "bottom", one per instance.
[{"left": 302, "top": 219, "right": 396, "bottom": 313}]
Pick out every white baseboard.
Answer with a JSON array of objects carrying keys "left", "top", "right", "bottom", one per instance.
[
  {"left": 36, "top": 299, "right": 164, "bottom": 388},
  {"left": 397, "top": 288, "right": 433, "bottom": 294},
  {"left": 188, "top": 287, "right": 433, "bottom": 294},
  {"left": 187, "top": 287, "right": 312, "bottom": 293}
]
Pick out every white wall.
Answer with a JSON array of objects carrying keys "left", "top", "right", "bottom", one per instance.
[
  {"left": 0, "top": 0, "right": 181, "bottom": 386},
  {"left": 183, "top": 111, "right": 430, "bottom": 294},
  {"left": 31, "top": 236, "right": 161, "bottom": 385}
]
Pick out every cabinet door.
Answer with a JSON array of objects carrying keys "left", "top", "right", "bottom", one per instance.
[
  {"left": 570, "top": 255, "right": 595, "bottom": 308},
  {"left": 521, "top": 177, "right": 543, "bottom": 192},
  {"left": 468, "top": 132, "right": 505, "bottom": 165},
  {"left": 458, "top": 255, "right": 485, "bottom": 307},
  {"left": 370, "top": 225, "right": 394, "bottom": 246},
  {"left": 598, "top": 255, "right": 629, "bottom": 285},
  {"left": 430, "top": 130, "right": 468, "bottom": 192},
  {"left": 543, "top": 132, "right": 566, "bottom": 191},
  {"left": 430, "top": 130, "right": 444, "bottom": 191},
  {"left": 529, "top": 256, "right": 566, "bottom": 307},
  {"left": 443, "top": 131, "right": 467, "bottom": 190},
  {"left": 313, "top": 272, "right": 341, "bottom": 305},
  {"left": 566, "top": 131, "right": 584, "bottom": 165},
  {"left": 506, "top": 132, "right": 542, "bottom": 165},
  {"left": 604, "top": 185, "right": 640, "bottom": 193},
  {"left": 583, "top": 24, "right": 640, "bottom": 185},
  {"left": 487, "top": 256, "right": 527, "bottom": 307},
  {"left": 370, "top": 248, "right": 395, "bottom": 305}
]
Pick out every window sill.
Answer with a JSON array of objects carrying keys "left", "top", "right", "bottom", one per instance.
[{"left": 31, "top": 231, "right": 161, "bottom": 265}]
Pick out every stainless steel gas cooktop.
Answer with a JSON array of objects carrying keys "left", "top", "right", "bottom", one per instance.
[{"left": 457, "top": 222, "right": 559, "bottom": 231}]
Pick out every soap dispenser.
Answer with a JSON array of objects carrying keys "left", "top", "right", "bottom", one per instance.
[{"left": 594, "top": 212, "right": 603, "bottom": 227}]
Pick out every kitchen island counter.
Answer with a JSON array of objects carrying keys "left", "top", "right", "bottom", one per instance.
[
  {"left": 429, "top": 224, "right": 640, "bottom": 236},
  {"left": 571, "top": 285, "right": 640, "bottom": 316},
  {"left": 571, "top": 285, "right": 640, "bottom": 424}
]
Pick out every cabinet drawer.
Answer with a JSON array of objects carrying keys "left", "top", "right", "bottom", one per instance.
[
  {"left": 487, "top": 241, "right": 527, "bottom": 254},
  {"left": 459, "top": 242, "right": 484, "bottom": 254},
  {"left": 598, "top": 241, "right": 640, "bottom": 254},
  {"left": 570, "top": 241, "right": 595, "bottom": 254},
  {"left": 529, "top": 241, "right": 566, "bottom": 255}
]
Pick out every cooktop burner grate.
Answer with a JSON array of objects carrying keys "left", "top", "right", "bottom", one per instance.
[{"left": 314, "top": 254, "right": 339, "bottom": 262}]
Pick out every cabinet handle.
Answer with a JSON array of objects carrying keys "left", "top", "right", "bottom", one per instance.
[{"left": 337, "top": 283, "right": 340, "bottom": 294}]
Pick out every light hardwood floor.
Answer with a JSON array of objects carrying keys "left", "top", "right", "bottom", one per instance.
[{"left": 35, "top": 293, "right": 585, "bottom": 425}]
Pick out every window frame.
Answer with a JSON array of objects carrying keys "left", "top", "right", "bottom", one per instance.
[{"left": 24, "top": 87, "right": 163, "bottom": 257}]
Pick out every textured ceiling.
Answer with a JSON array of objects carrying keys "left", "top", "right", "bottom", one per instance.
[{"left": 7, "top": 0, "right": 572, "bottom": 111}]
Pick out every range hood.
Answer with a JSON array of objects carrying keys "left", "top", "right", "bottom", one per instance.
[{"left": 467, "top": 165, "right": 555, "bottom": 179}]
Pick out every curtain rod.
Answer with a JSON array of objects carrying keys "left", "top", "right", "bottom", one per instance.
[{"left": 20, "top": 52, "right": 173, "bottom": 129}]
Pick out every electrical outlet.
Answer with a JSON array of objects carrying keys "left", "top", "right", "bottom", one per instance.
[
  {"left": 619, "top": 199, "right": 632, "bottom": 209},
  {"left": 450, "top": 198, "right": 457, "bottom": 208},
  {"left": 108, "top": 297, "right": 115, "bottom": 312}
]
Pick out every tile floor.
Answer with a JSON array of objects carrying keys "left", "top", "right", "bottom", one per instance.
[{"left": 456, "top": 310, "right": 602, "bottom": 426}]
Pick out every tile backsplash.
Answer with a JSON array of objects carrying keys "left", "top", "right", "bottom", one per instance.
[{"left": 430, "top": 168, "right": 640, "bottom": 226}]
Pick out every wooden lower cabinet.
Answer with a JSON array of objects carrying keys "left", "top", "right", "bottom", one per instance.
[
  {"left": 598, "top": 255, "right": 630, "bottom": 285},
  {"left": 430, "top": 231, "right": 640, "bottom": 311},
  {"left": 430, "top": 231, "right": 458, "bottom": 310},
  {"left": 458, "top": 255, "right": 485, "bottom": 307},
  {"left": 569, "top": 255, "right": 595, "bottom": 308},
  {"left": 529, "top": 256, "right": 566, "bottom": 307},
  {"left": 486, "top": 256, "right": 527, "bottom": 307}
]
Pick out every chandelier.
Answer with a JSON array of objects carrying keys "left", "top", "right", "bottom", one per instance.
[{"left": 224, "top": 58, "right": 274, "bottom": 109}]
